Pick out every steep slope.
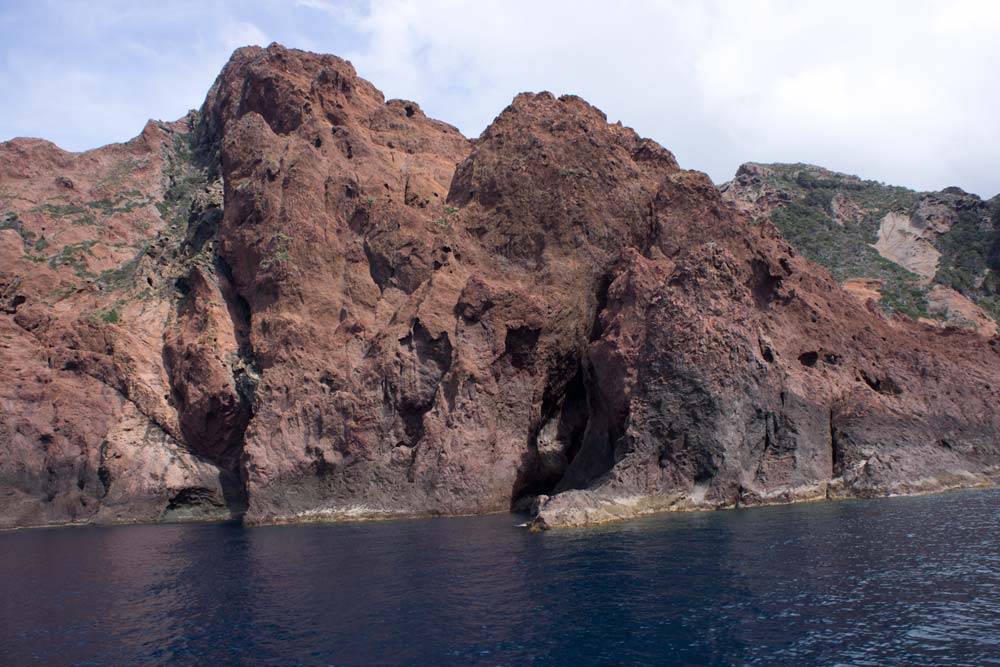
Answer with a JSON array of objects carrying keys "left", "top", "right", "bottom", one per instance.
[
  {"left": 0, "top": 116, "right": 249, "bottom": 527},
  {"left": 720, "top": 163, "right": 1000, "bottom": 336},
  {"left": 2, "top": 44, "right": 999, "bottom": 531}
]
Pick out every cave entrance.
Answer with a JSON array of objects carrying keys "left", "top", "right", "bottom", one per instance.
[{"left": 509, "top": 360, "right": 619, "bottom": 512}]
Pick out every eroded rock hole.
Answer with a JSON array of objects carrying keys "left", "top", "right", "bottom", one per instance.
[
  {"left": 363, "top": 239, "right": 393, "bottom": 291},
  {"left": 511, "top": 365, "right": 590, "bottom": 510},
  {"left": 166, "top": 487, "right": 224, "bottom": 513},
  {"left": 394, "top": 320, "right": 453, "bottom": 446},
  {"left": 504, "top": 326, "right": 540, "bottom": 369},
  {"left": 510, "top": 350, "right": 625, "bottom": 511},
  {"left": 798, "top": 351, "right": 819, "bottom": 367},
  {"left": 349, "top": 207, "right": 369, "bottom": 234},
  {"left": 589, "top": 274, "right": 612, "bottom": 342},
  {"left": 859, "top": 370, "right": 903, "bottom": 396},
  {"left": 749, "top": 259, "right": 783, "bottom": 308},
  {"left": 6, "top": 294, "right": 26, "bottom": 313},
  {"left": 97, "top": 461, "right": 111, "bottom": 496}
]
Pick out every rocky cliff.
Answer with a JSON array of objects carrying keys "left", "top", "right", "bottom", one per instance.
[
  {"left": 2, "top": 44, "right": 999, "bottom": 530},
  {"left": 720, "top": 163, "right": 1000, "bottom": 337}
]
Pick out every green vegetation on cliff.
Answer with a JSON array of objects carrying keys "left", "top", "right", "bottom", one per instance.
[{"left": 723, "top": 163, "right": 1000, "bottom": 325}]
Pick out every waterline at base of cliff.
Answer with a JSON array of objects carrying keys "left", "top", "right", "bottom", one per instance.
[{"left": 3, "top": 487, "right": 1000, "bottom": 666}]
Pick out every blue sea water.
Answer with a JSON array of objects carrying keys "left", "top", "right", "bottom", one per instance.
[{"left": 2, "top": 488, "right": 1000, "bottom": 666}]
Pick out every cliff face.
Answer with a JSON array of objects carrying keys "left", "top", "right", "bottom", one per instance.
[
  {"left": 720, "top": 163, "right": 1000, "bottom": 337},
  {"left": 2, "top": 45, "right": 999, "bottom": 530},
  {"left": 0, "top": 110, "right": 249, "bottom": 527}
]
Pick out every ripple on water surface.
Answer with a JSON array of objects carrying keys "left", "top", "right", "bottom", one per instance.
[{"left": 2, "top": 488, "right": 1000, "bottom": 666}]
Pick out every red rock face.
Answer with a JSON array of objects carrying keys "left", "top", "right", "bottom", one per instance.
[
  {"left": 2, "top": 44, "right": 999, "bottom": 530},
  {"left": 0, "top": 116, "right": 239, "bottom": 527}
]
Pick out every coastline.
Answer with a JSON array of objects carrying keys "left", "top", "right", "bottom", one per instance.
[{"left": 3, "top": 469, "right": 996, "bottom": 533}]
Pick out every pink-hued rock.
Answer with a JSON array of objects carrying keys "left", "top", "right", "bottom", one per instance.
[{"left": 2, "top": 44, "right": 999, "bottom": 530}]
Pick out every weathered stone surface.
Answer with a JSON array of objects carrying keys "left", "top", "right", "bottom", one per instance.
[
  {"left": 873, "top": 211, "right": 941, "bottom": 282},
  {"left": 2, "top": 44, "right": 999, "bottom": 530},
  {"left": 0, "top": 111, "right": 245, "bottom": 528},
  {"left": 720, "top": 161, "right": 1000, "bottom": 337},
  {"left": 925, "top": 285, "right": 999, "bottom": 337}
]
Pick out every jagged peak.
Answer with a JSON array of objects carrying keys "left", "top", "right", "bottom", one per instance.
[
  {"left": 0, "top": 136, "right": 69, "bottom": 155},
  {"left": 477, "top": 89, "right": 679, "bottom": 172},
  {"left": 4, "top": 42, "right": 1000, "bottom": 536}
]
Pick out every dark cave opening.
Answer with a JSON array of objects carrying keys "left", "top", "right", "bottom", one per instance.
[{"left": 509, "top": 356, "right": 621, "bottom": 512}]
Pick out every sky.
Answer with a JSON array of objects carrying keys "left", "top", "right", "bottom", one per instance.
[{"left": 1, "top": 0, "right": 998, "bottom": 197}]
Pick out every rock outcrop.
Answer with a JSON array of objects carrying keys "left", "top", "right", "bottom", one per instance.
[
  {"left": 872, "top": 211, "right": 941, "bottom": 282},
  {"left": 720, "top": 162, "right": 1000, "bottom": 336},
  {"left": 0, "top": 115, "right": 246, "bottom": 527},
  {"left": 2, "top": 45, "right": 999, "bottom": 530}
]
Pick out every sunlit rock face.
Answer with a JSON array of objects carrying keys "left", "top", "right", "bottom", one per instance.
[
  {"left": 720, "top": 162, "right": 1000, "bottom": 337},
  {"left": 2, "top": 44, "right": 999, "bottom": 530}
]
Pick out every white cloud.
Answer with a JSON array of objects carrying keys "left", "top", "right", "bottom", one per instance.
[
  {"left": 219, "top": 20, "right": 269, "bottom": 51},
  {"left": 293, "top": 0, "right": 349, "bottom": 13},
  {"left": 1, "top": 0, "right": 997, "bottom": 196},
  {"left": 0, "top": 1, "right": 274, "bottom": 152},
  {"left": 330, "top": 0, "right": 999, "bottom": 196}
]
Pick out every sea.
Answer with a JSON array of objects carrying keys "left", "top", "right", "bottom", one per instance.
[{"left": 2, "top": 488, "right": 999, "bottom": 666}]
